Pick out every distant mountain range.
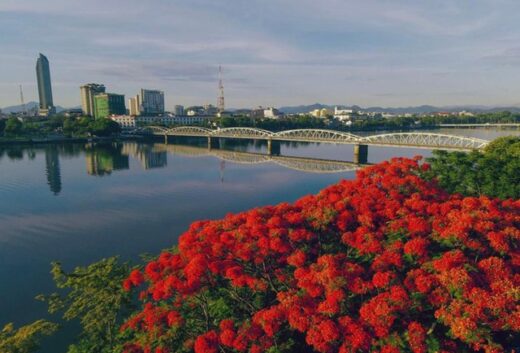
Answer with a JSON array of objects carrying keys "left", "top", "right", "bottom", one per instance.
[
  {"left": 3, "top": 101, "right": 520, "bottom": 116},
  {"left": 278, "top": 103, "right": 520, "bottom": 114},
  {"left": 0, "top": 101, "right": 78, "bottom": 114}
]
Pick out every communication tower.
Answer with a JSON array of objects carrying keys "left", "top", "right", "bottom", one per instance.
[
  {"left": 217, "top": 65, "right": 225, "bottom": 113},
  {"left": 19, "top": 84, "right": 27, "bottom": 116}
]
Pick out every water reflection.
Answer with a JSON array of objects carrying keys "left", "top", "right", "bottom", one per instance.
[
  {"left": 121, "top": 143, "right": 167, "bottom": 170},
  {"left": 0, "top": 141, "right": 364, "bottom": 195},
  {"left": 45, "top": 145, "right": 61, "bottom": 195},
  {"left": 85, "top": 143, "right": 129, "bottom": 176}
]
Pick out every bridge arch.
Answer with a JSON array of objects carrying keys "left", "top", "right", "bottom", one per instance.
[
  {"left": 140, "top": 126, "right": 169, "bottom": 134},
  {"left": 210, "top": 127, "right": 274, "bottom": 139},
  {"left": 273, "top": 129, "right": 362, "bottom": 143},
  {"left": 167, "top": 126, "right": 212, "bottom": 136},
  {"left": 361, "top": 132, "right": 489, "bottom": 150}
]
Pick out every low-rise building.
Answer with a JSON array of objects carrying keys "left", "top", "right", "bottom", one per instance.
[
  {"left": 111, "top": 115, "right": 137, "bottom": 129},
  {"left": 334, "top": 106, "right": 353, "bottom": 122},
  {"left": 111, "top": 115, "right": 212, "bottom": 129},
  {"left": 310, "top": 108, "right": 332, "bottom": 118},
  {"left": 263, "top": 107, "right": 282, "bottom": 119},
  {"left": 458, "top": 110, "right": 475, "bottom": 117}
]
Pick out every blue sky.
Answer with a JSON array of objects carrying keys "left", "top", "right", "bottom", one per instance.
[{"left": 1, "top": 0, "right": 520, "bottom": 109}]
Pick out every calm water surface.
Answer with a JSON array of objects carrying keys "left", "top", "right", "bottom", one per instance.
[{"left": 0, "top": 127, "right": 517, "bottom": 352}]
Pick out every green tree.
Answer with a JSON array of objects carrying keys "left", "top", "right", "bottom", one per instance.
[
  {"left": 0, "top": 119, "right": 6, "bottom": 134},
  {"left": 0, "top": 320, "right": 58, "bottom": 353},
  {"left": 4, "top": 117, "right": 23, "bottom": 135},
  {"left": 425, "top": 136, "right": 520, "bottom": 199},
  {"left": 88, "top": 118, "right": 121, "bottom": 137},
  {"left": 37, "top": 257, "right": 132, "bottom": 353}
]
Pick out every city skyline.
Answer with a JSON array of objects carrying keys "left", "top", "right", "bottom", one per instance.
[{"left": 2, "top": 0, "right": 520, "bottom": 109}]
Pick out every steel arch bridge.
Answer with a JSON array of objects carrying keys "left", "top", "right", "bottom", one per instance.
[{"left": 140, "top": 126, "right": 489, "bottom": 150}]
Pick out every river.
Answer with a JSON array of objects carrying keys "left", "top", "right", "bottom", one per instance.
[{"left": 0, "top": 127, "right": 517, "bottom": 352}]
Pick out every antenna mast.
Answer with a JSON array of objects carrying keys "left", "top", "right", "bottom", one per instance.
[
  {"left": 19, "top": 84, "right": 27, "bottom": 116},
  {"left": 217, "top": 65, "right": 225, "bottom": 113}
]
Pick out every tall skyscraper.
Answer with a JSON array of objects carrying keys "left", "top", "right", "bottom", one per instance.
[
  {"left": 140, "top": 89, "right": 164, "bottom": 115},
  {"left": 35, "top": 53, "right": 55, "bottom": 116},
  {"left": 80, "top": 83, "right": 106, "bottom": 116},
  {"left": 93, "top": 93, "right": 126, "bottom": 119}
]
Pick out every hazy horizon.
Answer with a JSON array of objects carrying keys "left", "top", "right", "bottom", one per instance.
[{"left": 1, "top": 0, "right": 520, "bottom": 110}]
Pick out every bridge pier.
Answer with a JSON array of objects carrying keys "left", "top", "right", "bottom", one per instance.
[
  {"left": 354, "top": 144, "right": 368, "bottom": 164},
  {"left": 164, "top": 134, "right": 168, "bottom": 144},
  {"left": 267, "top": 139, "right": 281, "bottom": 156},
  {"left": 208, "top": 136, "right": 220, "bottom": 150}
]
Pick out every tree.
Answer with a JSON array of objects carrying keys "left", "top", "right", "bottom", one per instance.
[
  {"left": 0, "top": 320, "right": 57, "bottom": 353},
  {"left": 37, "top": 257, "right": 132, "bottom": 353},
  {"left": 119, "top": 158, "right": 519, "bottom": 353},
  {"left": 88, "top": 118, "right": 121, "bottom": 137},
  {"left": 426, "top": 136, "right": 520, "bottom": 199},
  {"left": 0, "top": 119, "right": 6, "bottom": 134},
  {"left": 4, "top": 117, "right": 23, "bottom": 135}
]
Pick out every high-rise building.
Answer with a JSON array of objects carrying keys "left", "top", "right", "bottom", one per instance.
[
  {"left": 80, "top": 83, "right": 106, "bottom": 116},
  {"left": 140, "top": 89, "right": 164, "bottom": 115},
  {"left": 129, "top": 95, "right": 141, "bottom": 116},
  {"left": 93, "top": 93, "right": 126, "bottom": 119},
  {"left": 35, "top": 53, "right": 55, "bottom": 116},
  {"left": 174, "top": 105, "right": 184, "bottom": 116}
]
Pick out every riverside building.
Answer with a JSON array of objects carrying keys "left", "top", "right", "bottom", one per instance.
[
  {"left": 80, "top": 83, "right": 106, "bottom": 117},
  {"left": 129, "top": 95, "right": 141, "bottom": 116},
  {"left": 93, "top": 93, "right": 126, "bottom": 119},
  {"left": 140, "top": 89, "right": 164, "bottom": 115}
]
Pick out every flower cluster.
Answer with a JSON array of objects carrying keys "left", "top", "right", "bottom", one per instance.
[{"left": 120, "top": 157, "right": 520, "bottom": 353}]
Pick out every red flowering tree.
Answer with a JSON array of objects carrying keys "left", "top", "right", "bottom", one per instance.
[{"left": 120, "top": 157, "right": 520, "bottom": 353}]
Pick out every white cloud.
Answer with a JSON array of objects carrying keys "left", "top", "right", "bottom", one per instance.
[{"left": 2, "top": 0, "right": 520, "bottom": 108}]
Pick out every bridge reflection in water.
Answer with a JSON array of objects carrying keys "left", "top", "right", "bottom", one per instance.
[
  {"left": 154, "top": 144, "right": 365, "bottom": 174},
  {"left": 141, "top": 126, "right": 490, "bottom": 164}
]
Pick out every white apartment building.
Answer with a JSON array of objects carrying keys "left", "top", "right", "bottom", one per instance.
[
  {"left": 263, "top": 107, "right": 282, "bottom": 119},
  {"left": 334, "top": 106, "right": 353, "bottom": 121},
  {"left": 111, "top": 115, "right": 211, "bottom": 129},
  {"left": 111, "top": 115, "right": 137, "bottom": 129}
]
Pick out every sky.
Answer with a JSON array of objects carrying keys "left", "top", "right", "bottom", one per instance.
[{"left": 1, "top": 0, "right": 520, "bottom": 110}]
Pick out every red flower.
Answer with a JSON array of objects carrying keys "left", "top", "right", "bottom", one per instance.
[
  {"left": 119, "top": 158, "right": 520, "bottom": 353},
  {"left": 194, "top": 331, "right": 219, "bottom": 353}
]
